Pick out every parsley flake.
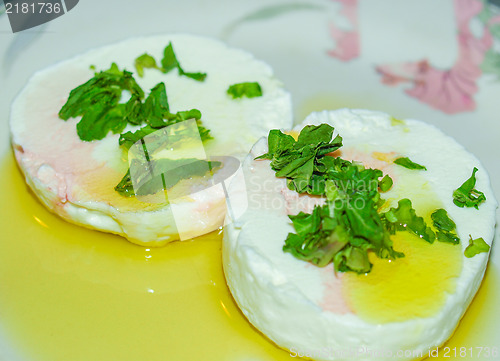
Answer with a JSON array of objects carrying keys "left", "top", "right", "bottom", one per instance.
[
  {"left": 394, "top": 157, "right": 427, "bottom": 170},
  {"left": 161, "top": 42, "right": 207, "bottom": 81},
  {"left": 379, "top": 174, "right": 393, "bottom": 192},
  {"left": 227, "top": 82, "right": 263, "bottom": 99},
  {"left": 115, "top": 158, "right": 221, "bottom": 198},
  {"left": 453, "top": 167, "right": 486, "bottom": 209},
  {"left": 464, "top": 235, "right": 490, "bottom": 258},
  {"left": 383, "top": 199, "right": 435, "bottom": 243},
  {"left": 59, "top": 63, "right": 144, "bottom": 141},
  {"left": 431, "top": 209, "right": 460, "bottom": 245},
  {"left": 134, "top": 53, "right": 162, "bottom": 77},
  {"left": 260, "top": 124, "right": 405, "bottom": 274},
  {"left": 59, "top": 53, "right": 212, "bottom": 198}
]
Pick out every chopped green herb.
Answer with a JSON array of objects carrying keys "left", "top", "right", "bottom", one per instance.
[
  {"left": 59, "top": 63, "right": 144, "bottom": 142},
  {"left": 394, "top": 157, "right": 427, "bottom": 170},
  {"left": 431, "top": 209, "right": 460, "bottom": 245},
  {"left": 227, "top": 82, "right": 263, "bottom": 99},
  {"left": 390, "top": 117, "right": 410, "bottom": 132},
  {"left": 134, "top": 53, "right": 162, "bottom": 77},
  {"left": 379, "top": 174, "right": 393, "bottom": 192},
  {"left": 123, "top": 94, "right": 146, "bottom": 125},
  {"left": 161, "top": 43, "right": 179, "bottom": 73},
  {"left": 114, "top": 169, "right": 136, "bottom": 197},
  {"left": 115, "top": 158, "right": 221, "bottom": 198},
  {"left": 59, "top": 63, "right": 144, "bottom": 121},
  {"left": 117, "top": 82, "right": 207, "bottom": 148},
  {"left": 259, "top": 124, "right": 405, "bottom": 274},
  {"left": 390, "top": 117, "right": 405, "bottom": 126},
  {"left": 436, "top": 231, "right": 460, "bottom": 244},
  {"left": 76, "top": 103, "right": 128, "bottom": 141},
  {"left": 431, "top": 209, "right": 456, "bottom": 232},
  {"left": 115, "top": 82, "right": 211, "bottom": 196},
  {"left": 119, "top": 119, "right": 211, "bottom": 153},
  {"left": 179, "top": 69, "right": 207, "bottom": 82},
  {"left": 174, "top": 109, "right": 201, "bottom": 121},
  {"left": 256, "top": 124, "right": 343, "bottom": 195},
  {"left": 383, "top": 199, "right": 435, "bottom": 243},
  {"left": 161, "top": 42, "right": 207, "bottom": 81},
  {"left": 464, "top": 235, "right": 490, "bottom": 258},
  {"left": 453, "top": 167, "right": 486, "bottom": 209},
  {"left": 283, "top": 199, "right": 403, "bottom": 274},
  {"left": 143, "top": 83, "right": 171, "bottom": 128},
  {"left": 59, "top": 62, "right": 210, "bottom": 145},
  {"left": 260, "top": 123, "right": 469, "bottom": 273},
  {"left": 133, "top": 44, "right": 207, "bottom": 81},
  {"left": 60, "top": 54, "right": 213, "bottom": 198},
  {"left": 119, "top": 125, "right": 158, "bottom": 150}
]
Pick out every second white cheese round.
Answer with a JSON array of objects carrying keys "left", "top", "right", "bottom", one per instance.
[
  {"left": 10, "top": 34, "right": 293, "bottom": 246},
  {"left": 223, "top": 109, "right": 497, "bottom": 360}
]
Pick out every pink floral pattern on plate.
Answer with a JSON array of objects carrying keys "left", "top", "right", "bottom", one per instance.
[
  {"left": 327, "top": 0, "right": 360, "bottom": 62},
  {"left": 376, "top": 0, "right": 494, "bottom": 114}
]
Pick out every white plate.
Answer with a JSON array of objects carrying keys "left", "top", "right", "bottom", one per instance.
[{"left": 0, "top": 0, "right": 499, "bottom": 360}]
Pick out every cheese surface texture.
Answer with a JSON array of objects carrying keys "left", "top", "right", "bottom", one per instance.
[
  {"left": 10, "top": 34, "right": 293, "bottom": 246},
  {"left": 222, "top": 109, "right": 497, "bottom": 360}
]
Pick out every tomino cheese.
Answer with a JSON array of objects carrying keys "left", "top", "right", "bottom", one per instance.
[
  {"left": 223, "top": 109, "right": 497, "bottom": 361},
  {"left": 10, "top": 34, "right": 292, "bottom": 246}
]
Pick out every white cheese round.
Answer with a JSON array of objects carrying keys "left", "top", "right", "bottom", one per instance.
[
  {"left": 222, "top": 109, "right": 497, "bottom": 360},
  {"left": 10, "top": 34, "right": 293, "bottom": 246}
]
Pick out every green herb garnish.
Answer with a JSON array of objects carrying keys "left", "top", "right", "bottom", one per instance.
[
  {"left": 161, "top": 42, "right": 207, "bottom": 81},
  {"left": 390, "top": 117, "right": 405, "bottom": 126},
  {"left": 394, "top": 157, "right": 427, "bottom": 170},
  {"left": 134, "top": 53, "right": 163, "bottom": 77},
  {"left": 74, "top": 103, "right": 128, "bottom": 141},
  {"left": 118, "top": 85, "right": 208, "bottom": 152},
  {"left": 284, "top": 206, "right": 372, "bottom": 274},
  {"left": 134, "top": 44, "right": 207, "bottom": 81},
  {"left": 453, "top": 167, "right": 486, "bottom": 209},
  {"left": 119, "top": 125, "right": 158, "bottom": 151},
  {"left": 257, "top": 124, "right": 467, "bottom": 273},
  {"left": 464, "top": 235, "right": 490, "bottom": 258},
  {"left": 431, "top": 208, "right": 460, "bottom": 245},
  {"left": 283, "top": 199, "right": 404, "bottom": 274},
  {"left": 143, "top": 83, "right": 171, "bottom": 128},
  {"left": 119, "top": 119, "right": 210, "bottom": 152},
  {"left": 114, "top": 158, "right": 221, "bottom": 198},
  {"left": 256, "top": 124, "right": 343, "bottom": 195},
  {"left": 60, "top": 46, "right": 212, "bottom": 198},
  {"left": 383, "top": 199, "right": 435, "bottom": 243},
  {"left": 59, "top": 63, "right": 144, "bottom": 141},
  {"left": 227, "top": 82, "right": 263, "bottom": 99},
  {"left": 115, "top": 83, "right": 211, "bottom": 196},
  {"left": 379, "top": 174, "right": 393, "bottom": 192},
  {"left": 259, "top": 124, "right": 408, "bottom": 274}
]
